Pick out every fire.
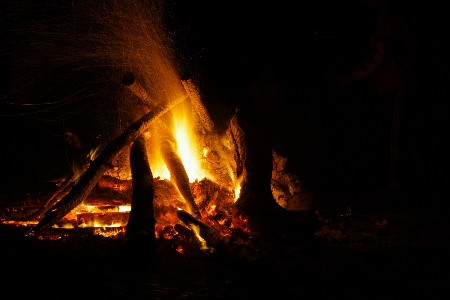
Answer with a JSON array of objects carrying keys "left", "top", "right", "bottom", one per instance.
[
  {"left": 234, "top": 177, "right": 243, "bottom": 201},
  {"left": 171, "top": 102, "right": 207, "bottom": 182}
]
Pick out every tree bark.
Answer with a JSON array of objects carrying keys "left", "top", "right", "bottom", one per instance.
[
  {"left": 27, "top": 97, "right": 187, "bottom": 236},
  {"left": 227, "top": 107, "right": 321, "bottom": 237}
]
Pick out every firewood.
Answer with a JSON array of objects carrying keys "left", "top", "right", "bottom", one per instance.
[
  {"left": 160, "top": 139, "right": 200, "bottom": 218},
  {"left": 182, "top": 79, "right": 214, "bottom": 134},
  {"left": 26, "top": 96, "right": 187, "bottom": 236},
  {"left": 123, "top": 136, "right": 156, "bottom": 255},
  {"left": 227, "top": 107, "right": 321, "bottom": 237},
  {"left": 177, "top": 209, "right": 259, "bottom": 260}
]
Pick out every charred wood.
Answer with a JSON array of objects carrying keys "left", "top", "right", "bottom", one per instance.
[
  {"left": 160, "top": 139, "right": 200, "bottom": 218},
  {"left": 123, "top": 136, "right": 156, "bottom": 255},
  {"left": 227, "top": 108, "right": 321, "bottom": 237},
  {"left": 27, "top": 97, "right": 187, "bottom": 236},
  {"left": 182, "top": 79, "right": 214, "bottom": 134}
]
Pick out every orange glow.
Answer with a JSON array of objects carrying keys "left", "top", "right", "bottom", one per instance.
[{"left": 171, "top": 102, "right": 207, "bottom": 182}]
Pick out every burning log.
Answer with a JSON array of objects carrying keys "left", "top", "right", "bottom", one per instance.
[
  {"left": 160, "top": 140, "right": 200, "bottom": 218},
  {"left": 227, "top": 108, "right": 321, "bottom": 237},
  {"left": 27, "top": 96, "right": 187, "bottom": 236},
  {"left": 182, "top": 79, "right": 214, "bottom": 134},
  {"left": 177, "top": 209, "right": 259, "bottom": 260},
  {"left": 123, "top": 136, "right": 156, "bottom": 255}
]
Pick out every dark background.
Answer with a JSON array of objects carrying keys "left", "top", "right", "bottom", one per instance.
[{"left": 1, "top": 0, "right": 449, "bottom": 207}]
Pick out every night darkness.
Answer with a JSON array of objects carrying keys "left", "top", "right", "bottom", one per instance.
[{"left": 1, "top": 1, "right": 450, "bottom": 298}]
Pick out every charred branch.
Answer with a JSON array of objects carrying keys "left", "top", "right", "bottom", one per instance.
[{"left": 160, "top": 140, "right": 200, "bottom": 218}]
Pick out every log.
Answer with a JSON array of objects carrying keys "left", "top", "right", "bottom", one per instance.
[
  {"left": 177, "top": 209, "right": 259, "bottom": 260},
  {"left": 160, "top": 139, "right": 200, "bottom": 218},
  {"left": 227, "top": 107, "right": 321, "bottom": 237},
  {"left": 123, "top": 136, "right": 156, "bottom": 255},
  {"left": 26, "top": 96, "right": 187, "bottom": 236},
  {"left": 182, "top": 79, "right": 214, "bottom": 134}
]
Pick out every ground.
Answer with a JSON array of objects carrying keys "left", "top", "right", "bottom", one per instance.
[{"left": 1, "top": 188, "right": 449, "bottom": 299}]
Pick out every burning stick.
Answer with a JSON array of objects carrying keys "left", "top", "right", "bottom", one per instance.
[
  {"left": 182, "top": 79, "right": 214, "bottom": 134},
  {"left": 177, "top": 209, "right": 259, "bottom": 260},
  {"left": 160, "top": 140, "right": 200, "bottom": 218},
  {"left": 26, "top": 97, "right": 187, "bottom": 236},
  {"left": 122, "top": 72, "right": 156, "bottom": 107},
  {"left": 123, "top": 136, "right": 156, "bottom": 255}
]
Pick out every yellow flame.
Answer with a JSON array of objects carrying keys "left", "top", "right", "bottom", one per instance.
[
  {"left": 234, "top": 176, "right": 243, "bottom": 201},
  {"left": 191, "top": 224, "right": 208, "bottom": 250},
  {"left": 118, "top": 205, "right": 131, "bottom": 212},
  {"left": 171, "top": 102, "right": 206, "bottom": 182}
]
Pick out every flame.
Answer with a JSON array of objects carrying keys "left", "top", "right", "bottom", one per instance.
[
  {"left": 118, "top": 205, "right": 131, "bottom": 212},
  {"left": 234, "top": 176, "right": 243, "bottom": 201},
  {"left": 171, "top": 102, "right": 207, "bottom": 182}
]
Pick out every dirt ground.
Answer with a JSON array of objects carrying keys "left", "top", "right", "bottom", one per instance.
[{"left": 1, "top": 186, "right": 449, "bottom": 299}]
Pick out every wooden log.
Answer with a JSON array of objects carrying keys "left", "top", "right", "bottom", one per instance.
[
  {"left": 227, "top": 107, "right": 321, "bottom": 237},
  {"left": 182, "top": 79, "right": 214, "bottom": 134},
  {"left": 177, "top": 209, "right": 259, "bottom": 260},
  {"left": 123, "top": 136, "right": 156, "bottom": 255},
  {"left": 26, "top": 96, "right": 187, "bottom": 236},
  {"left": 160, "top": 139, "right": 200, "bottom": 218}
]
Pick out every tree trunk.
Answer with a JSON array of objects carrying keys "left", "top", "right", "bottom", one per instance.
[{"left": 227, "top": 107, "right": 321, "bottom": 237}]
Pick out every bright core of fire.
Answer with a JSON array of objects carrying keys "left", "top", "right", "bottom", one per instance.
[{"left": 171, "top": 104, "right": 206, "bottom": 182}]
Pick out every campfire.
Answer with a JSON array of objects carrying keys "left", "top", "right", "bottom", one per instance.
[{"left": 0, "top": 0, "right": 320, "bottom": 258}]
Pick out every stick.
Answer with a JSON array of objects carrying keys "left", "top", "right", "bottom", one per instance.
[
  {"left": 160, "top": 140, "right": 200, "bottom": 218},
  {"left": 26, "top": 97, "right": 187, "bottom": 236}
]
